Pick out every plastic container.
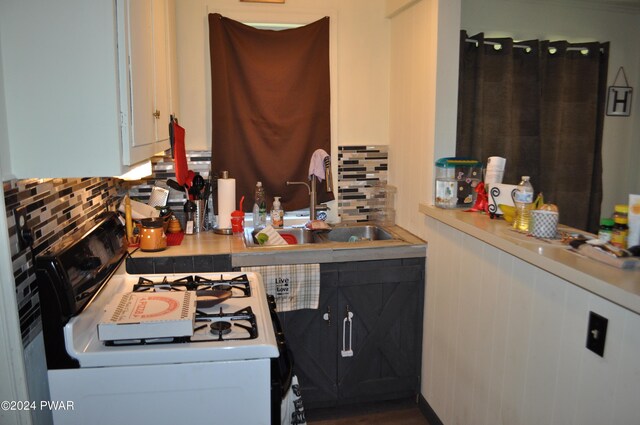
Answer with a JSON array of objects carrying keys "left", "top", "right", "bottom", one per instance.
[
  {"left": 598, "top": 217, "right": 614, "bottom": 243},
  {"left": 434, "top": 158, "right": 483, "bottom": 209},
  {"left": 252, "top": 182, "right": 267, "bottom": 229},
  {"left": 611, "top": 204, "right": 629, "bottom": 249},
  {"left": 271, "top": 196, "right": 284, "bottom": 228},
  {"left": 513, "top": 176, "right": 534, "bottom": 233}
]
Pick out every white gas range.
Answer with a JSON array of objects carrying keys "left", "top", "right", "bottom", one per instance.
[{"left": 36, "top": 213, "right": 291, "bottom": 425}]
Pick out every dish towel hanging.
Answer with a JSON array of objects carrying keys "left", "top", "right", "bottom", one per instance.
[
  {"left": 281, "top": 375, "right": 306, "bottom": 425},
  {"left": 241, "top": 264, "right": 320, "bottom": 311}
]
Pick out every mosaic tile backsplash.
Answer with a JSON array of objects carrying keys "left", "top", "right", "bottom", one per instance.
[
  {"left": 338, "top": 146, "right": 389, "bottom": 222},
  {"left": 127, "top": 151, "right": 213, "bottom": 227},
  {"left": 3, "top": 178, "right": 117, "bottom": 346}
]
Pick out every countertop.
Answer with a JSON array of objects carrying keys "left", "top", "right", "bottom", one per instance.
[
  {"left": 419, "top": 204, "right": 640, "bottom": 314},
  {"left": 129, "top": 224, "right": 427, "bottom": 267}
]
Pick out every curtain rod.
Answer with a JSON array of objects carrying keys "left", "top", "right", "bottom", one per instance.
[{"left": 465, "top": 38, "right": 603, "bottom": 53}]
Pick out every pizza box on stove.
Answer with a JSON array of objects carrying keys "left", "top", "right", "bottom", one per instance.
[{"left": 98, "top": 291, "right": 196, "bottom": 341}]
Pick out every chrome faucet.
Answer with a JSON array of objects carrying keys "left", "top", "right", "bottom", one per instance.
[{"left": 287, "top": 154, "right": 333, "bottom": 220}]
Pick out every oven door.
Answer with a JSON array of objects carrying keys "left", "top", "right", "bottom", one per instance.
[{"left": 268, "top": 295, "right": 294, "bottom": 425}]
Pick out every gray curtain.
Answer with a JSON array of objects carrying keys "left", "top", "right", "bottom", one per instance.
[{"left": 456, "top": 31, "right": 609, "bottom": 233}]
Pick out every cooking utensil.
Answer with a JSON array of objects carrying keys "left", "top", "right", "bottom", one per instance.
[
  {"left": 166, "top": 178, "right": 185, "bottom": 192},
  {"left": 148, "top": 186, "right": 169, "bottom": 207},
  {"left": 195, "top": 289, "right": 232, "bottom": 308},
  {"left": 192, "top": 174, "right": 205, "bottom": 193}
]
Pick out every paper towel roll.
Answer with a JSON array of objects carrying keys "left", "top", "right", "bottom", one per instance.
[
  {"left": 485, "top": 156, "right": 507, "bottom": 185},
  {"left": 217, "top": 177, "right": 236, "bottom": 229}
]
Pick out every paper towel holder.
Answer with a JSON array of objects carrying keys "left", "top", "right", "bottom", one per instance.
[{"left": 214, "top": 170, "right": 234, "bottom": 235}]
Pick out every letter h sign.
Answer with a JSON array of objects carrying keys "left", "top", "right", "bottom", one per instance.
[{"left": 607, "top": 86, "right": 633, "bottom": 116}]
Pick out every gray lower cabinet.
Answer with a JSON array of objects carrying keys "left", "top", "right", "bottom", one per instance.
[{"left": 279, "top": 258, "right": 425, "bottom": 409}]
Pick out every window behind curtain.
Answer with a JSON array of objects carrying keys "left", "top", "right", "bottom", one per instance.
[{"left": 208, "top": 13, "right": 333, "bottom": 212}]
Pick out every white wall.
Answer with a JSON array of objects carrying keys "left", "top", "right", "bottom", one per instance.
[
  {"left": 387, "top": 0, "right": 460, "bottom": 239},
  {"left": 0, "top": 109, "right": 31, "bottom": 425},
  {"left": 461, "top": 0, "right": 640, "bottom": 218},
  {"left": 0, "top": 30, "right": 12, "bottom": 180},
  {"left": 423, "top": 216, "right": 640, "bottom": 425},
  {"left": 175, "top": 0, "right": 391, "bottom": 152}
]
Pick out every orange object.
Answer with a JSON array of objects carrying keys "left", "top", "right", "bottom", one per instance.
[
  {"left": 139, "top": 218, "right": 167, "bottom": 252},
  {"left": 281, "top": 234, "right": 298, "bottom": 245}
]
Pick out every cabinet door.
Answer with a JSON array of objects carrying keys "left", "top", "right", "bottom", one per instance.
[
  {"left": 127, "top": 0, "right": 156, "bottom": 154},
  {"left": 336, "top": 259, "right": 424, "bottom": 403},
  {"left": 120, "top": 0, "right": 172, "bottom": 166},
  {"left": 279, "top": 265, "right": 339, "bottom": 408},
  {"left": 152, "top": 0, "right": 170, "bottom": 142}
]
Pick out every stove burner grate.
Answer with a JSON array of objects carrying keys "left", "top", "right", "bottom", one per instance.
[
  {"left": 195, "top": 306, "right": 259, "bottom": 341},
  {"left": 132, "top": 274, "right": 251, "bottom": 297}
]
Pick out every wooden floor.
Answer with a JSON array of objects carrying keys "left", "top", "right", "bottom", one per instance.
[{"left": 306, "top": 398, "right": 431, "bottom": 425}]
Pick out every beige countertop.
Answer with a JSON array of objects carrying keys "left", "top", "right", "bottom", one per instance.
[
  {"left": 419, "top": 204, "right": 640, "bottom": 314},
  {"left": 129, "top": 224, "right": 427, "bottom": 267}
]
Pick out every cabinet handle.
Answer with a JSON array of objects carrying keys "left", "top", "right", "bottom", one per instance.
[
  {"left": 341, "top": 305, "right": 354, "bottom": 358},
  {"left": 322, "top": 306, "right": 331, "bottom": 327},
  {"left": 153, "top": 110, "right": 161, "bottom": 119}
]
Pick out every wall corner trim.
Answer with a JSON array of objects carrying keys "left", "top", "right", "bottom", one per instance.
[
  {"left": 385, "top": 0, "right": 422, "bottom": 18},
  {"left": 418, "top": 394, "right": 444, "bottom": 425}
]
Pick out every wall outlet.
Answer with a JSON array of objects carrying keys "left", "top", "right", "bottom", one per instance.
[
  {"left": 13, "top": 206, "right": 33, "bottom": 251},
  {"left": 586, "top": 311, "right": 608, "bottom": 357}
]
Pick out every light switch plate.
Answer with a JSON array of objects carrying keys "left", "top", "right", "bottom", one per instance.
[
  {"left": 13, "top": 206, "right": 33, "bottom": 251},
  {"left": 586, "top": 311, "right": 608, "bottom": 357}
]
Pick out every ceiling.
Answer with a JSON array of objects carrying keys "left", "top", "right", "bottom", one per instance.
[{"left": 511, "top": 0, "right": 640, "bottom": 13}]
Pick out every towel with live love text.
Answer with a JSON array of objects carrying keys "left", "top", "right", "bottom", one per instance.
[{"left": 241, "top": 264, "right": 320, "bottom": 312}]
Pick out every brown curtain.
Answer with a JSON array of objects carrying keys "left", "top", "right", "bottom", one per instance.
[
  {"left": 209, "top": 14, "right": 332, "bottom": 212},
  {"left": 456, "top": 31, "right": 609, "bottom": 233}
]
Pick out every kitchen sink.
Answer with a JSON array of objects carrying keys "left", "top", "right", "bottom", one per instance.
[
  {"left": 243, "top": 227, "right": 316, "bottom": 247},
  {"left": 318, "top": 225, "right": 395, "bottom": 243},
  {"left": 243, "top": 224, "right": 399, "bottom": 248}
]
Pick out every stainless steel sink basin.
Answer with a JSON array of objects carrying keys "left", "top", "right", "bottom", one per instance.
[
  {"left": 243, "top": 224, "right": 398, "bottom": 248},
  {"left": 318, "top": 225, "right": 395, "bottom": 243},
  {"left": 243, "top": 227, "right": 316, "bottom": 247}
]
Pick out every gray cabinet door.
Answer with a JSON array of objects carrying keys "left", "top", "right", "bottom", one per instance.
[
  {"left": 279, "top": 264, "right": 339, "bottom": 408},
  {"left": 279, "top": 259, "right": 425, "bottom": 408},
  {"left": 336, "top": 259, "right": 424, "bottom": 403}
]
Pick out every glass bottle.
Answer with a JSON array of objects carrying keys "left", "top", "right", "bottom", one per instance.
[
  {"left": 253, "top": 182, "right": 267, "bottom": 229},
  {"left": 597, "top": 218, "right": 614, "bottom": 243},
  {"left": 611, "top": 204, "right": 629, "bottom": 249}
]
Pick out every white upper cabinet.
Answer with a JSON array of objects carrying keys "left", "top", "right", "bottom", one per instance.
[{"left": 0, "top": 0, "right": 178, "bottom": 178}]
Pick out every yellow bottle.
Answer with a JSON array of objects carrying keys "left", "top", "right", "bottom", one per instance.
[{"left": 513, "top": 176, "right": 534, "bottom": 233}]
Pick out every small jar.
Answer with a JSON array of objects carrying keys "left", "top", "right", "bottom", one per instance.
[
  {"left": 597, "top": 218, "right": 614, "bottom": 243},
  {"left": 139, "top": 218, "right": 167, "bottom": 252},
  {"left": 611, "top": 204, "right": 629, "bottom": 249}
]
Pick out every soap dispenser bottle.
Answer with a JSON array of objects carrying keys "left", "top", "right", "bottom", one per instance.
[{"left": 271, "top": 196, "right": 284, "bottom": 228}]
